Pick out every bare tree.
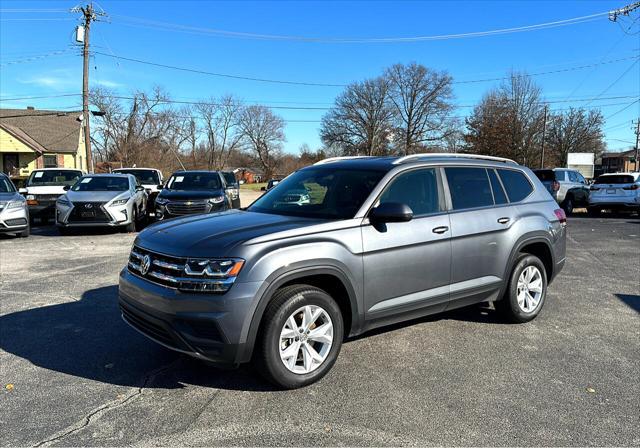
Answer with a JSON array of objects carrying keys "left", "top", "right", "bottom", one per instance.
[
  {"left": 320, "top": 77, "right": 394, "bottom": 156},
  {"left": 385, "top": 63, "right": 455, "bottom": 155},
  {"left": 196, "top": 95, "right": 244, "bottom": 170},
  {"left": 546, "top": 108, "right": 605, "bottom": 167},
  {"left": 239, "top": 105, "right": 285, "bottom": 178},
  {"left": 465, "top": 73, "right": 545, "bottom": 166}
]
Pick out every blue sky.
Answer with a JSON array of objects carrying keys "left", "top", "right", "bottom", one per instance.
[{"left": 1, "top": 0, "right": 638, "bottom": 154}]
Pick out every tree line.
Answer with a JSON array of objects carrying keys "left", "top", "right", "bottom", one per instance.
[{"left": 90, "top": 62, "right": 606, "bottom": 178}]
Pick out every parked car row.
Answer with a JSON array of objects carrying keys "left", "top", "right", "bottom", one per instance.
[
  {"left": 0, "top": 168, "right": 243, "bottom": 238},
  {"left": 533, "top": 168, "right": 640, "bottom": 215}
]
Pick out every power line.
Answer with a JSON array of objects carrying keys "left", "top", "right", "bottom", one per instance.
[
  {"left": 93, "top": 51, "right": 346, "bottom": 87},
  {"left": 583, "top": 59, "right": 640, "bottom": 107},
  {"left": 0, "top": 49, "right": 76, "bottom": 67},
  {"left": 604, "top": 99, "right": 640, "bottom": 120},
  {"left": 110, "top": 9, "right": 610, "bottom": 44},
  {"left": 93, "top": 50, "right": 639, "bottom": 88}
]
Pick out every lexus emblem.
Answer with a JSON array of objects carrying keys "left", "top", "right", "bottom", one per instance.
[
  {"left": 140, "top": 254, "right": 152, "bottom": 276},
  {"left": 84, "top": 203, "right": 93, "bottom": 209}
]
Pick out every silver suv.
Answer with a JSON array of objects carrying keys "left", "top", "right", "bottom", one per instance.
[
  {"left": 533, "top": 168, "right": 590, "bottom": 214},
  {"left": 119, "top": 154, "right": 567, "bottom": 388}
]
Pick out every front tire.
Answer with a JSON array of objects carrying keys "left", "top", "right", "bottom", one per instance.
[
  {"left": 17, "top": 224, "right": 30, "bottom": 238},
  {"left": 256, "top": 284, "right": 344, "bottom": 389},
  {"left": 124, "top": 209, "right": 137, "bottom": 233},
  {"left": 496, "top": 254, "right": 547, "bottom": 323}
]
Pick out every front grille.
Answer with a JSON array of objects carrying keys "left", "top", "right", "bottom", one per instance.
[
  {"left": 68, "top": 202, "right": 111, "bottom": 223},
  {"left": 165, "top": 201, "right": 208, "bottom": 215},
  {"left": 35, "top": 194, "right": 61, "bottom": 203},
  {"left": 127, "top": 245, "right": 236, "bottom": 292}
]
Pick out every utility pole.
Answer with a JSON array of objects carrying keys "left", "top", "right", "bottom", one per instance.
[
  {"left": 608, "top": 1, "right": 640, "bottom": 22},
  {"left": 72, "top": 3, "right": 106, "bottom": 173},
  {"left": 633, "top": 119, "right": 640, "bottom": 172},
  {"left": 540, "top": 104, "right": 548, "bottom": 169}
]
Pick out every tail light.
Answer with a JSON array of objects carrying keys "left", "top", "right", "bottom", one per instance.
[
  {"left": 623, "top": 184, "right": 639, "bottom": 190},
  {"left": 554, "top": 208, "right": 567, "bottom": 227},
  {"left": 590, "top": 185, "right": 600, "bottom": 191},
  {"left": 551, "top": 180, "right": 560, "bottom": 192}
]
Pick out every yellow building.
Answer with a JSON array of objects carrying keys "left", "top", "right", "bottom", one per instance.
[{"left": 0, "top": 108, "right": 88, "bottom": 183}]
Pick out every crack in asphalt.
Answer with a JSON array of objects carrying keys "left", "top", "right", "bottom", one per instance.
[{"left": 31, "top": 358, "right": 182, "bottom": 447}]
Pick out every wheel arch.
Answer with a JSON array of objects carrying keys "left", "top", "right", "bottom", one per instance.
[{"left": 237, "top": 265, "right": 360, "bottom": 364}]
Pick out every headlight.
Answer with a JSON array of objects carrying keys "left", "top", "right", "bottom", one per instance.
[
  {"left": 26, "top": 194, "right": 35, "bottom": 201},
  {"left": 56, "top": 197, "right": 72, "bottom": 207},
  {"left": 6, "top": 201, "right": 25, "bottom": 209},
  {"left": 208, "top": 196, "right": 225, "bottom": 204},
  {"left": 155, "top": 198, "right": 168, "bottom": 205},
  {"left": 110, "top": 198, "right": 129, "bottom": 207},
  {"left": 181, "top": 258, "right": 244, "bottom": 292}
]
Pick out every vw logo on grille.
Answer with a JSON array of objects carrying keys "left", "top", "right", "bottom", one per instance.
[
  {"left": 140, "top": 254, "right": 152, "bottom": 276},
  {"left": 84, "top": 203, "right": 93, "bottom": 209}
]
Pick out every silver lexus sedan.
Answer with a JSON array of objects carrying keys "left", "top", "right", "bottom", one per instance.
[{"left": 55, "top": 173, "right": 147, "bottom": 234}]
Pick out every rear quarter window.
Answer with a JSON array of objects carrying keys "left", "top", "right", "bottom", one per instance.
[
  {"left": 497, "top": 169, "right": 534, "bottom": 202},
  {"left": 594, "top": 175, "right": 636, "bottom": 184}
]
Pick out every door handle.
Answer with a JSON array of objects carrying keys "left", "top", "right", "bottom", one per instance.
[
  {"left": 497, "top": 217, "right": 510, "bottom": 224},
  {"left": 432, "top": 226, "right": 449, "bottom": 234}
]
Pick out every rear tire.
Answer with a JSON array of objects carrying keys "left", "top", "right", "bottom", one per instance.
[
  {"left": 256, "top": 284, "right": 344, "bottom": 389},
  {"left": 561, "top": 196, "right": 574, "bottom": 215},
  {"left": 496, "top": 253, "right": 547, "bottom": 323}
]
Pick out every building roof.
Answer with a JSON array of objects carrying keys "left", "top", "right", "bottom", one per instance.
[
  {"left": 601, "top": 149, "right": 635, "bottom": 158},
  {"left": 0, "top": 108, "right": 82, "bottom": 154}
]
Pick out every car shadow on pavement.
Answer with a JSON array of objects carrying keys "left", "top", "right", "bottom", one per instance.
[
  {"left": 615, "top": 294, "right": 640, "bottom": 313},
  {"left": 0, "top": 285, "right": 276, "bottom": 392}
]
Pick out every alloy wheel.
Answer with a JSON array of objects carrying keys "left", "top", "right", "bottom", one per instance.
[
  {"left": 516, "top": 266, "right": 543, "bottom": 313},
  {"left": 279, "top": 304, "right": 334, "bottom": 374}
]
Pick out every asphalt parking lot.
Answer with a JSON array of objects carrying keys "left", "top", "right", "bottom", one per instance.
[{"left": 1, "top": 213, "right": 638, "bottom": 446}]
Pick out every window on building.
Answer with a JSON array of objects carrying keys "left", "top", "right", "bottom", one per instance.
[{"left": 43, "top": 155, "right": 58, "bottom": 168}]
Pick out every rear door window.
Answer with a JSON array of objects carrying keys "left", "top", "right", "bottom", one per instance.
[
  {"left": 379, "top": 168, "right": 440, "bottom": 216},
  {"left": 487, "top": 169, "right": 508, "bottom": 205},
  {"left": 497, "top": 169, "right": 534, "bottom": 202},
  {"left": 445, "top": 167, "right": 494, "bottom": 210},
  {"left": 568, "top": 171, "right": 579, "bottom": 182}
]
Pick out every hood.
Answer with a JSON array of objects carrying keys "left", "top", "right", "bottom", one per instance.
[
  {"left": 0, "top": 192, "right": 23, "bottom": 202},
  {"left": 157, "top": 189, "right": 225, "bottom": 201},
  {"left": 135, "top": 210, "right": 324, "bottom": 258},
  {"left": 24, "top": 185, "right": 68, "bottom": 195},
  {"left": 66, "top": 190, "right": 129, "bottom": 203}
]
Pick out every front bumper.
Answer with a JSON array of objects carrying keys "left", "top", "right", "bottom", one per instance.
[
  {"left": 28, "top": 202, "right": 56, "bottom": 218},
  {"left": 118, "top": 268, "right": 262, "bottom": 365},
  {"left": 0, "top": 206, "right": 29, "bottom": 232}
]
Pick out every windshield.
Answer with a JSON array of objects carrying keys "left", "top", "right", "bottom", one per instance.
[
  {"left": 248, "top": 168, "right": 385, "bottom": 219},
  {"left": 72, "top": 176, "right": 129, "bottom": 192},
  {"left": 595, "top": 175, "right": 636, "bottom": 184},
  {"left": 27, "top": 170, "right": 82, "bottom": 187},
  {"left": 222, "top": 172, "right": 237, "bottom": 186},
  {"left": 115, "top": 169, "right": 159, "bottom": 185},
  {"left": 0, "top": 176, "right": 16, "bottom": 193},
  {"left": 166, "top": 172, "right": 222, "bottom": 190}
]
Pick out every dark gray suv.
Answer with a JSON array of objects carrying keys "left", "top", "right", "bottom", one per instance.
[{"left": 119, "top": 154, "right": 567, "bottom": 388}]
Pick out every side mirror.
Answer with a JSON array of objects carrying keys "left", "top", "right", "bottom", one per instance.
[
  {"left": 135, "top": 185, "right": 145, "bottom": 192},
  {"left": 63, "top": 185, "right": 70, "bottom": 191},
  {"left": 369, "top": 202, "right": 413, "bottom": 223},
  {"left": 261, "top": 186, "right": 266, "bottom": 191},
  {"left": 19, "top": 188, "right": 27, "bottom": 194}
]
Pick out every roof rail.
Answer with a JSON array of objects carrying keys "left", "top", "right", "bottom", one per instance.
[
  {"left": 314, "top": 156, "right": 374, "bottom": 165},
  {"left": 392, "top": 153, "right": 517, "bottom": 165}
]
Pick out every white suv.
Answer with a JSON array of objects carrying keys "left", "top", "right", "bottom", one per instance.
[{"left": 588, "top": 172, "right": 640, "bottom": 215}]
